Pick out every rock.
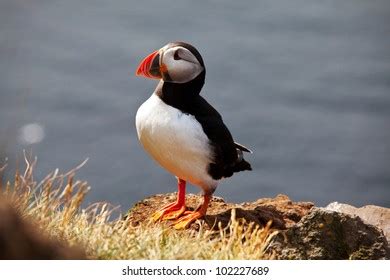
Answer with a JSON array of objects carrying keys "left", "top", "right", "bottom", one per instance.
[
  {"left": 126, "top": 193, "right": 314, "bottom": 230},
  {"left": 269, "top": 208, "right": 390, "bottom": 259},
  {"left": 127, "top": 193, "right": 389, "bottom": 259},
  {"left": 0, "top": 197, "right": 85, "bottom": 260},
  {"left": 326, "top": 202, "right": 390, "bottom": 243}
]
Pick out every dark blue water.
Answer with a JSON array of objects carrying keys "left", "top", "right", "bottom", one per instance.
[{"left": 1, "top": 0, "right": 389, "bottom": 209}]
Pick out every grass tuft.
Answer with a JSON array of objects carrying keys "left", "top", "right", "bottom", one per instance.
[{"left": 0, "top": 155, "right": 277, "bottom": 259}]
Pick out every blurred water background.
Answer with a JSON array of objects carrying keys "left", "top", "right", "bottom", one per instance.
[{"left": 1, "top": 0, "right": 389, "bottom": 209}]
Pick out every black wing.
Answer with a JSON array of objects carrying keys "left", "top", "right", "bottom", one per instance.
[{"left": 191, "top": 96, "right": 252, "bottom": 180}]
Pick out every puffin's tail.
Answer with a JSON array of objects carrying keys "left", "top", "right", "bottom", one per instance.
[
  {"left": 227, "top": 142, "right": 253, "bottom": 175},
  {"left": 208, "top": 142, "right": 253, "bottom": 179},
  {"left": 233, "top": 147, "right": 252, "bottom": 172}
]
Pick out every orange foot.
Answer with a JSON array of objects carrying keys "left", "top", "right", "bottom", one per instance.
[
  {"left": 172, "top": 194, "right": 211, "bottom": 229},
  {"left": 151, "top": 178, "right": 187, "bottom": 222},
  {"left": 151, "top": 202, "right": 186, "bottom": 221},
  {"left": 172, "top": 210, "right": 205, "bottom": 229}
]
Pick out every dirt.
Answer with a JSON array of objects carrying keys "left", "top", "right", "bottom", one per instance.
[{"left": 126, "top": 193, "right": 314, "bottom": 231}]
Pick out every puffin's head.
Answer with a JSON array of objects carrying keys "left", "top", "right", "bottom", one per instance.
[{"left": 136, "top": 42, "right": 205, "bottom": 84}]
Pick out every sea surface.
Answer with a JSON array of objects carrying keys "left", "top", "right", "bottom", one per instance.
[{"left": 1, "top": 0, "right": 389, "bottom": 209}]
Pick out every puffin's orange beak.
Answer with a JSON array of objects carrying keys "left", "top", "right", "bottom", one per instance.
[{"left": 136, "top": 50, "right": 162, "bottom": 79}]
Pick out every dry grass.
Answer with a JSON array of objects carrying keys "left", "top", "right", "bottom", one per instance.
[{"left": 0, "top": 155, "right": 277, "bottom": 260}]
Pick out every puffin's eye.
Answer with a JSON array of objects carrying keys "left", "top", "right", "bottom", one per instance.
[{"left": 173, "top": 50, "right": 181, "bottom": 60}]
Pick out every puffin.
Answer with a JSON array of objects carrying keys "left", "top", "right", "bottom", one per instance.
[{"left": 135, "top": 42, "right": 252, "bottom": 229}]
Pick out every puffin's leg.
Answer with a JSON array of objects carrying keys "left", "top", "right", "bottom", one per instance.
[
  {"left": 151, "top": 178, "right": 187, "bottom": 221},
  {"left": 172, "top": 193, "right": 211, "bottom": 229}
]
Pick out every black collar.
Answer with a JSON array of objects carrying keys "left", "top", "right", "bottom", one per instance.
[{"left": 155, "top": 71, "right": 206, "bottom": 113}]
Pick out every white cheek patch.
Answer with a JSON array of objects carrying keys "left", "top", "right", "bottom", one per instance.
[
  {"left": 162, "top": 47, "right": 204, "bottom": 83},
  {"left": 168, "top": 60, "right": 203, "bottom": 83}
]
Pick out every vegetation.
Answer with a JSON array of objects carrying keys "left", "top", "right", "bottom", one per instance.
[{"left": 0, "top": 155, "right": 276, "bottom": 259}]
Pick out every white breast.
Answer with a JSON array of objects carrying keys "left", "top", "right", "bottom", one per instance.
[{"left": 135, "top": 94, "right": 218, "bottom": 192}]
